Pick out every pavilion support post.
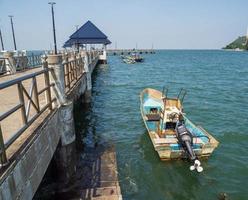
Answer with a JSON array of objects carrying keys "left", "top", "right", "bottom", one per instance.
[
  {"left": 47, "top": 54, "right": 76, "bottom": 186},
  {"left": 99, "top": 44, "right": 107, "bottom": 64}
]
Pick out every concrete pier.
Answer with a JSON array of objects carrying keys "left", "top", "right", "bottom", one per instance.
[
  {"left": 0, "top": 50, "right": 122, "bottom": 199},
  {"left": 73, "top": 144, "right": 122, "bottom": 200}
]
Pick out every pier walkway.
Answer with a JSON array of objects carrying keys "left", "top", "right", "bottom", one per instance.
[{"left": 0, "top": 50, "right": 122, "bottom": 200}]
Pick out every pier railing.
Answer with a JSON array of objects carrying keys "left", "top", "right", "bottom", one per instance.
[
  {"left": 0, "top": 50, "right": 100, "bottom": 166},
  {"left": 27, "top": 54, "right": 42, "bottom": 68},
  {"left": 0, "top": 54, "right": 42, "bottom": 76},
  {"left": 0, "top": 62, "right": 55, "bottom": 166},
  {"left": 64, "top": 54, "right": 85, "bottom": 92},
  {"left": 63, "top": 50, "right": 99, "bottom": 92}
]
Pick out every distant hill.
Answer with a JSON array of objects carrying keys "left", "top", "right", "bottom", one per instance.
[{"left": 223, "top": 36, "right": 248, "bottom": 50}]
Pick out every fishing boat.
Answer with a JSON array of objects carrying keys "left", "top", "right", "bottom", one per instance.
[
  {"left": 140, "top": 88, "right": 219, "bottom": 172},
  {"left": 122, "top": 57, "right": 136, "bottom": 64},
  {"left": 130, "top": 53, "right": 144, "bottom": 62}
]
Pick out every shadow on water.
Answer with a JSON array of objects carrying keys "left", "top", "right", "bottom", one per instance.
[{"left": 34, "top": 64, "right": 114, "bottom": 199}]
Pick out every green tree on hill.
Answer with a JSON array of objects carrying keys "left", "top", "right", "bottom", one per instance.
[{"left": 223, "top": 36, "right": 247, "bottom": 50}]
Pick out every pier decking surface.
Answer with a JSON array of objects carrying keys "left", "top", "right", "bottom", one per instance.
[
  {"left": 35, "top": 144, "right": 122, "bottom": 200},
  {"left": 78, "top": 144, "right": 122, "bottom": 200},
  {"left": 0, "top": 67, "right": 48, "bottom": 160},
  {"left": 0, "top": 52, "right": 123, "bottom": 199}
]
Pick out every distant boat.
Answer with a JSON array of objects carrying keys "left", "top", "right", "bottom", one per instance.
[
  {"left": 122, "top": 57, "right": 136, "bottom": 64},
  {"left": 140, "top": 88, "right": 219, "bottom": 172},
  {"left": 121, "top": 55, "right": 135, "bottom": 64},
  {"left": 130, "top": 53, "right": 144, "bottom": 62},
  {"left": 121, "top": 53, "right": 144, "bottom": 64}
]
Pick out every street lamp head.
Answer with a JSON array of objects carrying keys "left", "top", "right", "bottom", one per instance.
[
  {"left": 8, "top": 15, "right": 13, "bottom": 18},
  {"left": 48, "top": 2, "right": 56, "bottom": 5}
]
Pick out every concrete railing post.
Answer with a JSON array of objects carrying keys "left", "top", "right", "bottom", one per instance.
[
  {"left": 3, "top": 51, "right": 16, "bottom": 74},
  {"left": 76, "top": 52, "right": 82, "bottom": 75},
  {"left": 88, "top": 51, "right": 92, "bottom": 64},
  {"left": 63, "top": 53, "right": 70, "bottom": 90},
  {"left": 15, "top": 54, "right": 28, "bottom": 71},
  {"left": 73, "top": 53, "right": 77, "bottom": 78},
  {"left": 83, "top": 52, "right": 92, "bottom": 103},
  {"left": 47, "top": 54, "right": 66, "bottom": 105}
]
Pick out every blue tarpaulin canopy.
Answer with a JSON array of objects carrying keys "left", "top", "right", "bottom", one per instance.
[{"left": 63, "top": 20, "right": 111, "bottom": 47}]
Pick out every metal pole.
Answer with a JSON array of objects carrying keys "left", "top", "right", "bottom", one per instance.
[
  {"left": 0, "top": 125, "right": 8, "bottom": 166},
  {"left": 9, "top": 15, "right": 17, "bottom": 50},
  {"left": 48, "top": 2, "right": 57, "bottom": 55},
  {"left": 75, "top": 25, "right": 79, "bottom": 52},
  {"left": 0, "top": 27, "right": 4, "bottom": 50}
]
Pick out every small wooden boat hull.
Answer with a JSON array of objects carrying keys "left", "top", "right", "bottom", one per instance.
[
  {"left": 134, "top": 58, "right": 144, "bottom": 62},
  {"left": 140, "top": 88, "right": 219, "bottom": 160}
]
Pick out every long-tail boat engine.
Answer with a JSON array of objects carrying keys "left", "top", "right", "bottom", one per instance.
[{"left": 175, "top": 114, "right": 203, "bottom": 172}]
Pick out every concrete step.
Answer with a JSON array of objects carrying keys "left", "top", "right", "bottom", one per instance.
[{"left": 78, "top": 186, "right": 122, "bottom": 200}]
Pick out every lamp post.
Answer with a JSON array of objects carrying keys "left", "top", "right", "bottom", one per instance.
[
  {"left": 48, "top": 2, "right": 57, "bottom": 54},
  {"left": 9, "top": 15, "right": 17, "bottom": 50},
  {"left": 75, "top": 25, "right": 79, "bottom": 52}
]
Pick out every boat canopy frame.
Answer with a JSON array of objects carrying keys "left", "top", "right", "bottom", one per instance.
[{"left": 162, "top": 87, "right": 187, "bottom": 103}]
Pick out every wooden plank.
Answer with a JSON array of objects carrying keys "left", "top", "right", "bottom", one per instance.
[{"left": 154, "top": 138, "right": 178, "bottom": 144}]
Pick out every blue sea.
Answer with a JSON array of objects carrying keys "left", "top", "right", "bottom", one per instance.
[
  {"left": 35, "top": 50, "right": 248, "bottom": 200},
  {"left": 87, "top": 50, "right": 248, "bottom": 200}
]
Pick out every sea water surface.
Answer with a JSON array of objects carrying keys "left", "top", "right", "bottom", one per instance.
[{"left": 84, "top": 50, "right": 248, "bottom": 200}]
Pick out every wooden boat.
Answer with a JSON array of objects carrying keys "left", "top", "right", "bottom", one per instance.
[
  {"left": 130, "top": 53, "right": 144, "bottom": 62},
  {"left": 123, "top": 57, "right": 135, "bottom": 64},
  {"left": 140, "top": 88, "right": 219, "bottom": 171}
]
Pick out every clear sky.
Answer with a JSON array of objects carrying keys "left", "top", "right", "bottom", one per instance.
[{"left": 0, "top": 0, "right": 247, "bottom": 50}]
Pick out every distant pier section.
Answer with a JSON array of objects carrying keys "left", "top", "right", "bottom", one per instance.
[{"left": 107, "top": 49, "right": 156, "bottom": 56}]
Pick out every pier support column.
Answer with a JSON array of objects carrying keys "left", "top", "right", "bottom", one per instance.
[
  {"left": 83, "top": 53, "right": 92, "bottom": 103},
  {"left": 3, "top": 51, "right": 16, "bottom": 74},
  {"left": 77, "top": 51, "right": 86, "bottom": 99},
  {"left": 47, "top": 54, "right": 76, "bottom": 186},
  {"left": 54, "top": 101, "right": 76, "bottom": 187}
]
